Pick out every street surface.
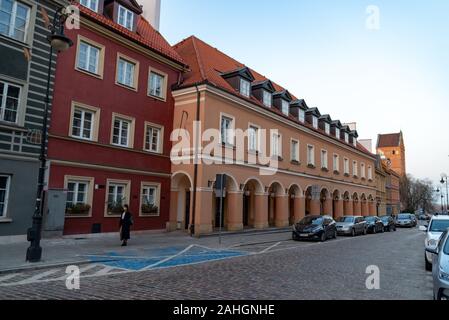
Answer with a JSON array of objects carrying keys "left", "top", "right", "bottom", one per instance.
[{"left": 0, "top": 226, "right": 431, "bottom": 300}]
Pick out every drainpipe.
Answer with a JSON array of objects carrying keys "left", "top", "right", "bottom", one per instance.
[{"left": 190, "top": 84, "right": 201, "bottom": 237}]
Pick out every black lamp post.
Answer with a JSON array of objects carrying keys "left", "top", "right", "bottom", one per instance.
[
  {"left": 26, "top": 7, "right": 73, "bottom": 263},
  {"left": 440, "top": 176, "right": 449, "bottom": 214}
]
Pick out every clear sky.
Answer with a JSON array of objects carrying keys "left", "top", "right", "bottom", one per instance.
[{"left": 160, "top": 0, "right": 449, "bottom": 186}]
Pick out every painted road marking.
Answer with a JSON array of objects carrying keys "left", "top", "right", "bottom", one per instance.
[
  {"left": 258, "top": 242, "right": 281, "bottom": 254},
  {"left": 15, "top": 269, "right": 60, "bottom": 285},
  {"left": 0, "top": 273, "right": 22, "bottom": 283}
]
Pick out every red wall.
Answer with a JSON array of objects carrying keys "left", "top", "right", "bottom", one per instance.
[{"left": 48, "top": 24, "right": 181, "bottom": 235}]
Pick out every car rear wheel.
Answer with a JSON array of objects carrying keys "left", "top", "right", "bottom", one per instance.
[
  {"left": 380, "top": 226, "right": 384, "bottom": 233},
  {"left": 363, "top": 228, "right": 367, "bottom": 235},
  {"left": 332, "top": 230, "right": 337, "bottom": 239},
  {"left": 425, "top": 255, "right": 432, "bottom": 271},
  {"left": 373, "top": 227, "right": 377, "bottom": 234},
  {"left": 351, "top": 228, "right": 356, "bottom": 237}
]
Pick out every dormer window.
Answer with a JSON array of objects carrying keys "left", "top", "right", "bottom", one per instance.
[
  {"left": 263, "top": 90, "right": 272, "bottom": 107},
  {"left": 312, "top": 116, "right": 318, "bottom": 129},
  {"left": 118, "top": 5, "right": 134, "bottom": 30},
  {"left": 325, "top": 123, "right": 330, "bottom": 135},
  {"left": 80, "top": 0, "right": 98, "bottom": 12},
  {"left": 345, "top": 133, "right": 349, "bottom": 144},
  {"left": 298, "top": 109, "right": 305, "bottom": 123},
  {"left": 240, "top": 78, "right": 251, "bottom": 97},
  {"left": 281, "top": 100, "right": 289, "bottom": 116},
  {"left": 335, "top": 128, "right": 340, "bottom": 139}
]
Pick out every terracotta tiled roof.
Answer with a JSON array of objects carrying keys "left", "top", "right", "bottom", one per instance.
[
  {"left": 377, "top": 133, "right": 401, "bottom": 148},
  {"left": 78, "top": 4, "right": 187, "bottom": 68},
  {"left": 174, "top": 36, "right": 374, "bottom": 157}
]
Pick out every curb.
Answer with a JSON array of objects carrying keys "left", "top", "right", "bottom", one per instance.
[{"left": 199, "top": 227, "right": 291, "bottom": 238}]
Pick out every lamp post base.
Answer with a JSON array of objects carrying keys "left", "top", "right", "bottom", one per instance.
[{"left": 26, "top": 214, "right": 43, "bottom": 263}]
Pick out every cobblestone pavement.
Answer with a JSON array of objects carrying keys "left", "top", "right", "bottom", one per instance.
[{"left": 0, "top": 227, "right": 432, "bottom": 300}]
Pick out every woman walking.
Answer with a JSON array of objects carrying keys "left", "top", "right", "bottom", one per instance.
[{"left": 119, "top": 204, "right": 133, "bottom": 246}]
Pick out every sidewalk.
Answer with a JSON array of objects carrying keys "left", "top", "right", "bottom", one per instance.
[{"left": 0, "top": 227, "right": 291, "bottom": 273}]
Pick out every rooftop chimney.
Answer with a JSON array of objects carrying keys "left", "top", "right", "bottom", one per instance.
[
  {"left": 140, "top": 0, "right": 161, "bottom": 31},
  {"left": 359, "top": 139, "right": 373, "bottom": 153}
]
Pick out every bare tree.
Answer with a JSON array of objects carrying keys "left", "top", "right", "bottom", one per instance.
[{"left": 400, "top": 174, "right": 435, "bottom": 213}]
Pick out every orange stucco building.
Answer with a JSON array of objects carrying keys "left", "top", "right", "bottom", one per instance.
[
  {"left": 169, "top": 37, "right": 378, "bottom": 235},
  {"left": 376, "top": 132, "right": 406, "bottom": 177}
]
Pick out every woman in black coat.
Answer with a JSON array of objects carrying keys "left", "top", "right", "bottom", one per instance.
[{"left": 119, "top": 205, "right": 133, "bottom": 246}]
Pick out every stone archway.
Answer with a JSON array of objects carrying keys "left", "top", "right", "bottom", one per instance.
[
  {"left": 320, "top": 188, "right": 332, "bottom": 216},
  {"left": 242, "top": 178, "right": 265, "bottom": 228},
  {"left": 212, "top": 174, "right": 240, "bottom": 231},
  {"left": 170, "top": 172, "right": 193, "bottom": 231},
  {"left": 288, "top": 184, "right": 303, "bottom": 225},
  {"left": 360, "top": 193, "right": 368, "bottom": 216},
  {"left": 353, "top": 193, "right": 360, "bottom": 216},
  {"left": 343, "top": 191, "right": 353, "bottom": 215},
  {"left": 268, "top": 181, "right": 287, "bottom": 227},
  {"left": 332, "top": 190, "right": 343, "bottom": 219}
]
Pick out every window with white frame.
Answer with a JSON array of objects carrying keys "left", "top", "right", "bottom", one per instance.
[
  {"left": 353, "top": 161, "right": 358, "bottom": 177},
  {"left": 333, "top": 154, "right": 339, "bottom": 172},
  {"left": 345, "top": 133, "right": 349, "bottom": 144},
  {"left": 112, "top": 117, "right": 131, "bottom": 147},
  {"left": 321, "top": 149, "right": 328, "bottom": 169},
  {"left": 144, "top": 124, "right": 162, "bottom": 153},
  {"left": 0, "top": 80, "right": 20, "bottom": 124},
  {"left": 248, "top": 125, "right": 259, "bottom": 152},
  {"left": 281, "top": 100, "right": 289, "bottom": 116},
  {"left": 368, "top": 166, "right": 373, "bottom": 180},
  {"left": 298, "top": 109, "right": 305, "bottom": 123},
  {"left": 335, "top": 128, "right": 340, "bottom": 139},
  {"left": 71, "top": 107, "right": 94, "bottom": 140},
  {"left": 220, "top": 115, "right": 234, "bottom": 145},
  {"left": 291, "top": 139, "right": 299, "bottom": 162},
  {"left": 117, "top": 57, "right": 136, "bottom": 88},
  {"left": 263, "top": 90, "right": 272, "bottom": 107},
  {"left": 141, "top": 184, "right": 159, "bottom": 216},
  {"left": 0, "top": 0, "right": 30, "bottom": 42},
  {"left": 307, "top": 145, "right": 315, "bottom": 166},
  {"left": 361, "top": 163, "right": 366, "bottom": 178},
  {"left": 107, "top": 183, "right": 127, "bottom": 214},
  {"left": 325, "top": 123, "right": 330, "bottom": 135},
  {"left": 344, "top": 158, "right": 349, "bottom": 174},
  {"left": 240, "top": 78, "right": 251, "bottom": 97},
  {"left": 312, "top": 116, "right": 318, "bottom": 129},
  {"left": 0, "top": 175, "right": 10, "bottom": 218},
  {"left": 118, "top": 5, "right": 134, "bottom": 30},
  {"left": 271, "top": 133, "right": 281, "bottom": 157},
  {"left": 148, "top": 71, "right": 165, "bottom": 99},
  {"left": 66, "top": 180, "right": 90, "bottom": 215},
  {"left": 77, "top": 41, "right": 100, "bottom": 74},
  {"left": 80, "top": 0, "right": 98, "bottom": 12}
]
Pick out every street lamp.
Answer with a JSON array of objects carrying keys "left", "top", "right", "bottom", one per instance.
[
  {"left": 26, "top": 7, "right": 73, "bottom": 263},
  {"left": 440, "top": 175, "right": 449, "bottom": 214}
]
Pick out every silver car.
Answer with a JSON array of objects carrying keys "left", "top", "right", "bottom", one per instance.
[
  {"left": 421, "top": 215, "right": 449, "bottom": 271},
  {"left": 426, "top": 228, "right": 449, "bottom": 300},
  {"left": 336, "top": 216, "right": 366, "bottom": 236}
]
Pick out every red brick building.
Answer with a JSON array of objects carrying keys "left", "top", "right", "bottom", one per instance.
[
  {"left": 376, "top": 132, "right": 406, "bottom": 177},
  {"left": 46, "top": 1, "right": 187, "bottom": 235}
]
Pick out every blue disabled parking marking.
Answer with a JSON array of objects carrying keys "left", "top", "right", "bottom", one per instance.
[{"left": 86, "top": 245, "right": 249, "bottom": 271}]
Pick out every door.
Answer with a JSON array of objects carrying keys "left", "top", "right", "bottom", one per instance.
[
  {"left": 184, "top": 191, "right": 191, "bottom": 230},
  {"left": 243, "top": 194, "right": 250, "bottom": 227}
]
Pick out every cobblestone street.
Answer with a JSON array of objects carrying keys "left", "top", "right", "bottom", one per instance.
[{"left": 0, "top": 226, "right": 432, "bottom": 300}]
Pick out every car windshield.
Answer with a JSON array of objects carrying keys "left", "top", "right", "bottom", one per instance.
[
  {"left": 398, "top": 214, "right": 411, "bottom": 220},
  {"left": 429, "top": 220, "right": 449, "bottom": 233},
  {"left": 337, "top": 217, "right": 354, "bottom": 223},
  {"left": 365, "top": 217, "right": 376, "bottom": 222},
  {"left": 380, "top": 216, "right": 389, "bottom": 221},
  {"left": 299, "top": 216, "right": 324, "bottom": 226}
]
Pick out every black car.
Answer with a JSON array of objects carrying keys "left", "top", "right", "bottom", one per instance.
[
  {"left": 292, "top": 215, "right": 337, "bottom": 242},
  {"left": 364, "top": 216, "right": 384, "bottom": 234},
  {"left": 379, "top": 215, "right": 396, "bottom": 232}
]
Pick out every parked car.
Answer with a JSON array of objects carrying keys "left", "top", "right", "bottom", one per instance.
[
  {"left": 335, "top": 216, "right": 366, "bottom": 236},
  {"left": 419, "top": 214, "right": 431, "bottom": 221},
  {"left": 426, "top": 228, "right": 449, "bottom": 300},
  {"left": 395, "top": 213, "right": 417, "bottom": 228},
  {"left": 422, "top": 215, "right": 449, "bottom": 271},
  {"left": 292, "top": 215, "right": 337, "bottom": 242},
  {"left": 379, "top": 215, "right": 396, "bottom": 232},
  {"left": 364, "top": 216, "right": 384, "bottom": 234}
]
